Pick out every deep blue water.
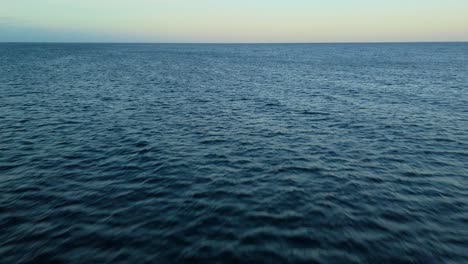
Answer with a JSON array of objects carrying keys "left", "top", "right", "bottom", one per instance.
[{"left": 0, "top": 43, "right": 467, "bottom": 263}]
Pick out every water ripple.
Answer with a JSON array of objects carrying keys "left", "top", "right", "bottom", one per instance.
[{"left": 0, "top": 43, "right": 467, "bottom": 263}]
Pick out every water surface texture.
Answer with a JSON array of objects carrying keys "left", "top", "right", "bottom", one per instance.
[{"left": 1, "top": 43, "right": 467, "bottom": 263}]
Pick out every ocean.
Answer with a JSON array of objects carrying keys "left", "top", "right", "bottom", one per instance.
[{"left": 0, "top": 43, "right": 467, "bottom": 263}]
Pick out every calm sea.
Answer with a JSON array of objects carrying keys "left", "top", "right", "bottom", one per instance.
[{"left": 1, "top": 43, "right": 467, "bottom": 263}]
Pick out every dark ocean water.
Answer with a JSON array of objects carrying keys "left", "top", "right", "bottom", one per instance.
[{"left": 0, "top": 43, "right": 467, "bottom": 263}]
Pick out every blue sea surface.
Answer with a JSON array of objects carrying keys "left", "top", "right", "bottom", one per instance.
[{"left": 0, "top": 43, "right": 467, "bottom": 263}]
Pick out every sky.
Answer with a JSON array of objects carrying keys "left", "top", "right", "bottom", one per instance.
[{"left": 1, "top": 0, "right": 467, "bottom": 43}]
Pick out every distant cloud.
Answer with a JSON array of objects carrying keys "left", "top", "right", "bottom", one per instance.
[
  {"left": 0, "top": 20, "right": 131, "bottom": 42},
  {"left": 0, "top": 16, "right": 31, "bottom": 26}
]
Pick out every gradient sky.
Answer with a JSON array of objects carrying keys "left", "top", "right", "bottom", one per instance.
[{"left": 1, "top": 0, "right": 467, "bottom": 42}]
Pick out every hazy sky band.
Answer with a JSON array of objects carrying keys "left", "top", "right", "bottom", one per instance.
[{"left": 1, "top": 0, "right": 468, "bottom": 42}]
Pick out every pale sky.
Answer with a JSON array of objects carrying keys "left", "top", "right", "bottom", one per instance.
[{"left": 1, "top": 0, "right": 467, "bottom": 42}]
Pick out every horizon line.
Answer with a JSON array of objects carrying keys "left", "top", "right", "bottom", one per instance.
[{"left": 1, "top": 41, "right": 467, "bottom": 45}]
